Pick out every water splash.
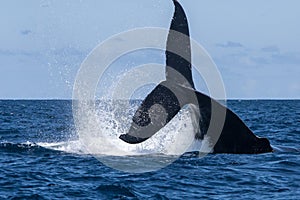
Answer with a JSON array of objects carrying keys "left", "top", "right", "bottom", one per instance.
[{"left": 75, "top": 100, "right": 201, "bottom": 156}]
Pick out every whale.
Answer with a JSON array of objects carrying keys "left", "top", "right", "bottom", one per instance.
[{"left": 119, "top": 0, "right": 273, "bottom": 154}]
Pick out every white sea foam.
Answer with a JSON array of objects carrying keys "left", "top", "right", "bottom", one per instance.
[
  {"left": 37, "top": 140, "right": 87, "bottom": 154},
  {"left": 77, "top": 103, "right": 198, "bottom": 156},
  {"left": 39, "top": 102, "right": 213, "bottom": 156}
]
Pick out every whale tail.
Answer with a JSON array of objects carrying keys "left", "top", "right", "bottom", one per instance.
[
  {"left": 119, "top": 0, "right": 194, "bottom": 144},
  {"left": 119, "top": 1, "right": 273, "bottom": 154}
]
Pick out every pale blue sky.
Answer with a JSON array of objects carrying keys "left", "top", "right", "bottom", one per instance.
[{"left": 0, "top": 0, "right": 299, "bottom": 99}]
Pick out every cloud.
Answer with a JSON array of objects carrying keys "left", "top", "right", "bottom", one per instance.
[
  {"left": 235, "top": 51, "right": 300, "bottom": 66},
  {"left": 216, "top": 41, "right": 244, "bottom": 48},
  {"left": 261, "top": 45, "right": 280, "bottom": 53},
  {"left": 20, "top": 30, "right": 32, "bottom": 36},
  {"left": 251, "top": 47, "right": 300, "bottom": 65},
  {"left": 40, "top": 3, "right": 50, "bottom": 8},
  {"left": 214, "top": 42, "right": 300, "bottom": 67},
  {"left": 270, "top": 52, "right": 300, "bottom": 65}
]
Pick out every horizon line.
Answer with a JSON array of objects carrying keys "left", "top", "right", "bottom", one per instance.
[{"left": 0, "top": 98, "right": 299, "bottom": 101}]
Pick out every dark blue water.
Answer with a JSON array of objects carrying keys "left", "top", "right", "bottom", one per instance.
[{"left": 0, "top": 100, "right": 299, "bottom": 199}]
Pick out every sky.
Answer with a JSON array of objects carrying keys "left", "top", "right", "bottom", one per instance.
[{"left": 0, "top": 0, "right": 299, "bottom": 99}]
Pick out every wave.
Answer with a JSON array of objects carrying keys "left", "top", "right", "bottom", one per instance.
[
  {"left": 272, "top": 145, "right": 300, "bottom": 153},
  {"left": 0, "top": 140, "right": 92, "bottom": 156},
  {"left": 37, "top": 140, "right": 87, "bottom": 154},
  {"left": 0, "top": 141, "right": 54, "bottom": 154}
]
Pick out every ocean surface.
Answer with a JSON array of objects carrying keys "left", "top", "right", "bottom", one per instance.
[{"left": 0, "top": 100, "right": 299, "bottom": 199}]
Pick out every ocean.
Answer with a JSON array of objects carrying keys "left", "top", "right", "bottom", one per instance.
[{"left": 0, "top": 100, "right": 299, "bottom": 199}]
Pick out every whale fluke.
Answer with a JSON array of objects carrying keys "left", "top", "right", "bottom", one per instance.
[
  {"left": 119, "top": 0, "right": 193, "bottom": 143},
  {"left": 119, "top": 1, "right": 273, "bottom": 154}
]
